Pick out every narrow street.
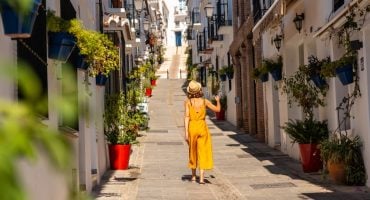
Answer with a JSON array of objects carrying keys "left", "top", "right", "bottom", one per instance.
[{"left": 93, "top": 78, "right": 370, "bottom": 200}]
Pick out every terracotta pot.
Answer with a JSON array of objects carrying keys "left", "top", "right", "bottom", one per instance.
[
  {"left": 299, "top": 144, "right": 323, "bottom": 173},
  {"left": 215, "top": 109, "right": 225, "bottom": 120},
  {"left": 327, "top": 161, "right": 346, "bottom": 184},
  {"left": 108, "top": 144, "right": 131, "bottom": 170}
]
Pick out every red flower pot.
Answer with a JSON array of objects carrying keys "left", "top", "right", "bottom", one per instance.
[
  {"left": 145, "top": 88, "right": 152, "bottom": 97},
  {"left": 299, "top": 143, "right": 323, "bottom": 173},
  {"left": 215, "top": 109, "right": 225, "bottom": 120},
  {"left": 108, "top": 144, "right": 131, "bottom": 170},
  {"left": 151, "top": 79, "right": 156, "bottom": 86}
]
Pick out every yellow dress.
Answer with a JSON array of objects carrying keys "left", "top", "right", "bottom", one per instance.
[{"left": 187, "top": 99, "right": 213, "bottom": 170}]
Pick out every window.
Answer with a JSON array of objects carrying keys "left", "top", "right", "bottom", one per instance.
[
  {"left": 175, "top": 31, "right": 182, "bottom": 46},
  {"left": 333, "top": 0, "right": 344, "bottom": 12}
]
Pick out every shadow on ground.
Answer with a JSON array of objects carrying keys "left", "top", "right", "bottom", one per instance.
[{"left": 207, "top": 117, "right": 370, "bottom": 199}]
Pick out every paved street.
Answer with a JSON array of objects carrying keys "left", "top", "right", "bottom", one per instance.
[{"left": 93, "top": 79, "right": 370, "bottom": 200}]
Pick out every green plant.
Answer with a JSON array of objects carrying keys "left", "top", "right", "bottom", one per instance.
[
  {"left": 252, "top": 66, "right": 269, "bottom": 80},
  {"left": 220, "top": 96, "right": 227, "bottom": 110},
  {"left": 147, "top": 70, "right": 157, "bottom": 80},
  {"left": 320, "top": 55, "right": 356, "bottom": 77},
  {"left": 47, "top": 12, "right": 119, "bottom": 76},
  {"left": 300, "top": 56, "right": 330, "bottom": 77},
  {"left": 142, "top": 79, "right": 153, "bottom": 90},
  {"left": 281, "top": 118, "right": 328, "bottom": 144},
  {"left": 281, "top": 68, "right": 328, "bottom": 119},
  {"left": 218, "top": 67, "right": 227, "bottom": 75},
  {"left": 320, "top": 135, "right": 366, "bottom": 185},
  {"left": 262, "top": 56, "right": 282, "bottom": 72},
  {"left": 104, "top": 93, "right": 138, "bottom": 145},
  {"left": 224, "top": 65, "right": 234, "bottom": 75}
]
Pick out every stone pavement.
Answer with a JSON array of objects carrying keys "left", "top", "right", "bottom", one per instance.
[{"left": 93, "top": 79, "right": 370, "bottom": 200}]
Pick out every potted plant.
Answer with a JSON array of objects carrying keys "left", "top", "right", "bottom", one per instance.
[
  {"left": 104, "top": 93, "right": 138, "bottom": 170},
  {"left": 300, "top": 56, "right": 330, "bottom": 88},
  {"left": 225, "top": 65, "right": 234, "bottom": 79},
  {"left": 263, "top": 56, "right": 283, "bottom": 81},
  {"left": 281, "top": 68, "right": 329, "bottom": 172},
  {"left": 46, "top": 10, "right": 76, "bottom": 62},
  {"left": 282, "top": 118, "right": 328, "bottom": 172},
  {"left": 212, "top": 96, "right": 227, "bottom": 120},
  {"left": 320, "top": 134, "right": 366, "bottom": 185},
  {"left": 143, "top": 79, "right": 153, "bottom": 97},
  {"left": 321, "top": 55, "right": 356, "bottom": 85},
  {"left": 252, "top": 66, "right": 269, "bottom": 82},
  {"left": 218, "top": 67, "right": 227, "bottom": 81},
  {"left": 68, "top": 19, "right": 119, "bottom": 77},
  {"left": 148, "top": 70, "right": 157, "bottom": 86},
  {"left": 0, "top": 0, "right": 41, "bottom": 39}
]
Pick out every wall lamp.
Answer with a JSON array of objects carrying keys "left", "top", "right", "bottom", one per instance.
[
  {"left": 272, "top": 34, "right": 283, "bottom": 51},
  {"left": 293, "top": 13, "right": 305, "bottom": 33}
]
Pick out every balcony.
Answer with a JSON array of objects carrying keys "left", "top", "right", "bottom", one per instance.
[
  {"left": 104, "top": 0, "right": 127, "bottom": 17},
  {"left": 216, "top": 0, "right": 232, "bottom": 35},
  {"left": 174, "top": 6, "right": 188, "bottom": 21},
  {"left": 191, "top": 8, "right": 202, "bottom": 31}
]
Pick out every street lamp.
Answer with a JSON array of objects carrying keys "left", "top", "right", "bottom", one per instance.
[
  {"left": 143, "top": 20, "right": 149, "bottom": 31},
  {"left": 204, "top": 2, "right": 214, "bottom": 18},
  {"left": 293, "top": 13, "right": 305, "bottom": 33},
  {"left": 134, "top": 0, "right": 143, "bottom": 11}
]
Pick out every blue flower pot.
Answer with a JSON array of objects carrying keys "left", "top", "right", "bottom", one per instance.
[
  {"left": 227, "top": 72, "right": 234, "bottom": 80},
  {"left": 310, "top": 74, "right": 327, "bottom": 88},
  {"left": 220, "top": 74, "right": 227, "bottom": 81},
  {"left": 96, "top": 74, "right": 108, "bottom": 86},
  {"left": 270, "top": 68, "right": 282, "bottom": 81},
  {"left": 75, "top": 54, "right": 89, "bottom": 70},
  {"left": 335, "top": 63, "right": 353, "bottom": 85},
  {"left": 259, "top": 73, "right": 269, "bottom": 82},
  {"left": 48, "top": 32, "right": 76, "bottom": 62},
  {"left": 0, "top": 0, "right": 41, "bottom": 38}
]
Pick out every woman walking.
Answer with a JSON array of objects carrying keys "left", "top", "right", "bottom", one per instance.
[{"left": 184, "top": 80, "right": 220, "bottom": 184}]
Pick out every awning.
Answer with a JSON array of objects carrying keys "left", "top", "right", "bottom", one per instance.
[{"left": 252, "top": 0, "right": 284, "bottom": 42}]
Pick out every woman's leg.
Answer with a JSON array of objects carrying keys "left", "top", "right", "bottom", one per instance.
[
  {"left": 199, "top": 169, "right": 205, "bottom": 184},
  {"left": 191, "top": 169, "right": 196, "bottom": 181}
]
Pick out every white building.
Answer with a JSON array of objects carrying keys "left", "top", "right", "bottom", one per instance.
[{"left": 255, "top": 0, "right": 370, "bottom": 186}]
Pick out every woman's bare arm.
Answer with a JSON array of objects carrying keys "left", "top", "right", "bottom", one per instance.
[
  {"left": 205, "top": 96, "right": 220, "bottom": 112},
  {"left": 184, "top": 100, "right": 190, "bottom": 144}
]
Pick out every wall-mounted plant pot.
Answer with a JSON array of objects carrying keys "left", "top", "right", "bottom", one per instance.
[
  {"left": 227, "top": 72, "right": 234, "bottom": 80},
  {"left": 0, "top": 0, "right": 41, "bottom": 38},
  {"left": 310, "top": 74, "right": 327, "bottom": 88},
  {"left": 270, "top": 68, "right": 282, "bottom": 81},
  {"left": 335, "top": 64, "right": 353, "bottom": 85},
  {"left": 220, "top": 74, "right": 227, "bottom": 81},
  {"left": 259, "top": 73, "right": 269, "bottom": 82},
  {"left": 48, "top": 32, "right": 76, "bottom": 62},
  {"left": 96, "top": 74, "right": 108, "bottom": 86},
  {"left": 75, "top": 54, "right": 89, "bottom": 70}
]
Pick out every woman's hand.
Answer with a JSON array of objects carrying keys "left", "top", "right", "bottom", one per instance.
[{"left": 214, "top": 95, "right": 220, "bottom": 102}]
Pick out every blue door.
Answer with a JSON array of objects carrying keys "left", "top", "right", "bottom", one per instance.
[{"left": 175, "top": 31, "right": 182, "bottom": 46}]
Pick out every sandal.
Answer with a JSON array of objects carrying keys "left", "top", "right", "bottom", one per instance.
[
  {"left": 191, "top": 176, "right": 196, "bottom": 182},
  {"left": 199, "top": 181, "right": 205, "bottom": 184}
]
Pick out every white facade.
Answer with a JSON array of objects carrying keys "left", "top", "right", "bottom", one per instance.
[{"left": 258, "top": 0, "right": 370, "bottom": 186}]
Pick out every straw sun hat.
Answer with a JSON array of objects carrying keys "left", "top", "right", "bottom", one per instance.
[{"left": 187, "top": 80, "right": 202, "bottom": 94}]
